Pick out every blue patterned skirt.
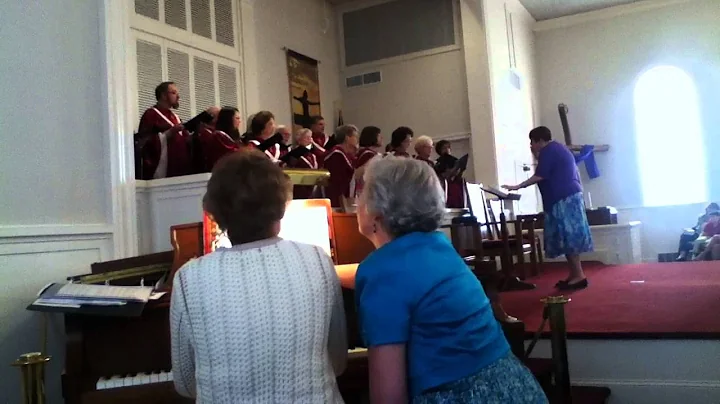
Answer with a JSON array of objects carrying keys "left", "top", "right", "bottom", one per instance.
[
  {"left": 544, "top": 192, "right": 594, "bottom": 259},
  {"left": 412, "top": 353, "right": 548, "bottom": 404}
]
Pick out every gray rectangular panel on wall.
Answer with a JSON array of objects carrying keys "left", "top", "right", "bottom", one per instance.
[
  {"left": 136, "top": 40, "right": 163, "bottom": 119},
  {"left": 214, "top": 0, "right": 235, "bottom": 46},
  {"left": 191, "top": 0, "right": 213, "bottom": 39},
  {"left": 194, "top": 57, "right": 216, "bottom": 113},
  {"left": 218, "top": 64, "right": 238, "bottom": 109},
  {"left": 135, "top": 0, "right": 160, "bottom": 20},
  {"left": 164, "top": 0, "right": 187, "bottom": 29},
  {"left": 167, "top": 49, "right": 192, "bottom": 120},
  {"left": 343, "top": 0, "right": 455, "bottom": 66}
]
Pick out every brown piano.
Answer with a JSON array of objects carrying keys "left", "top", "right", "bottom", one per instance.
[{"left": 51, "top": 215, "right": 369, "bottom": 404}]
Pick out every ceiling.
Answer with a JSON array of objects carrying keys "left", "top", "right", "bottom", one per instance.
[
  {"left": 518, "top": 0, "right": 641, "bottom": 21},
  {"left": 327, "top": 0, "right": 642, "bottom": 21}
]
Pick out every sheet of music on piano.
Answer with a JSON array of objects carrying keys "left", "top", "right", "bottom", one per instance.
[{"left": 33, "top": 282, "right": 160, "bottom": 308}]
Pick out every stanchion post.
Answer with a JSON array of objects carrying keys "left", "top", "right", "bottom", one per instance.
[
  {"left": 12, "top": 352, "right": 51, "bottom": 404},
  {"left": 541, "top": 296, "right": 572, "bottom": 404}
]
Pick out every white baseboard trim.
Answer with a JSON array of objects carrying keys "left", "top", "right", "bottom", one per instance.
[
  {"left": 0, "top": 224, "right": 114, "bottom": 239},
  {"left": 576, "top": 379, "right": 720, "bottom": 389}
]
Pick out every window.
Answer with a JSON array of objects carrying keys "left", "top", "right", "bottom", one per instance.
[
  {"left": 134, "top": 33, "right": 241, "bottom": 123},
  {"left": 634, "top": 66, "right": 706, "bottom": 207},
  {"left": 130, "top": 0, "right": 242, "bottom": 125}
]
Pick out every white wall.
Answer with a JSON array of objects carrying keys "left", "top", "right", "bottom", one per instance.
[
  {"left": 535, "top": 0, "right": 720, "bottom": 259},
  {"left": 0, "top": 1, "right": 115, "bottom": 402},
  {"left": 253, "top": 0, "right": 342, "bottom": 129},
  {"left": 342, "top": 49, "right": 471, "bottom": 141},
  {"left": 482, "top": 0, "right": 540, "bottom": 213}
]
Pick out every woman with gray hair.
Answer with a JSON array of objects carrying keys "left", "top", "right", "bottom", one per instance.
[
  {"left": 354, "top": 156, "right": 547, "bottom": 404},
  {"left": 324, "top": 124, "right": 359, "bottom": 209}
]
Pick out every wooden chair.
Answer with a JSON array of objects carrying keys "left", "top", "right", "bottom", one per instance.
[
  {"left": 471, "top": 184, "right": 537, "bottom": 280},
  {"left": 516, "top": 213, "right": 544, "bottom": 276}
]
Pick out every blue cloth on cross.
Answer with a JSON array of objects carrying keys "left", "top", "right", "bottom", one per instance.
[{"left": 574, "top": 145, "right": 600, "bottom": 179}]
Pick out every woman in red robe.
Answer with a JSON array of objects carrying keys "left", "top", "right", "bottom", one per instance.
[
  {"left": 245, "top": 111, "right": 283, "bottom": 164},
  {"left": 324, "top": 125, "right": 359, "bottom": 209},
  {"left": 386, "top": 126, "right": 414, "bottom": 157},
  {"left": 287, "top": 128, "right": 320, "bottom": 199},
  {"left": 413, "top": 135, "right": 435, "bottom": 167},
  {"left": 435, "top": 140, "right": 466, "bottom": 209},
  {"left": 201, "top": 107, "right": 242, "bottom": 171},
  {"left": 352, "top": 126, "right": 383, "bottom": 198}
]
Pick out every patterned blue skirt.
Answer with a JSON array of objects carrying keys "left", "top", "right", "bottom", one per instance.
[
  {"left": 544, "top": 192, "right": 594, "bottom": 259},
  {"left": 412, "top": 353, "right": 548, "bottom": 404}
]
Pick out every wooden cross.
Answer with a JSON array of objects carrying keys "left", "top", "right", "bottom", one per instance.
[{"left": 558, "top": 104, "right": 610, "bottom": 152}]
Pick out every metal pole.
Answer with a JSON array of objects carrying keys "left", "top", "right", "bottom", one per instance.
[
  {"left": 541, "top": 296, "right": 572, "bottom": 404},
  {"left": 12, "top": 352, "right": 51, "bottom": 404}
]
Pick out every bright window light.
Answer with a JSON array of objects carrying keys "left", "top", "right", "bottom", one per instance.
[{"left": 634, "top": 66, "right": 706, "bottom": 207}]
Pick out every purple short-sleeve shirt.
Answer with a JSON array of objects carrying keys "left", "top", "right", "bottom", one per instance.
[{"left": 535, "top": 141, "right": 582, "bottom": 210}]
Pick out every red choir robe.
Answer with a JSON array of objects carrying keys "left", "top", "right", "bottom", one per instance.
[
  {"left": 247, "top": 139, "right": 284, "bottom": 164},
  {"left": 414, "top": 155, "right": 435, "bottom": 168},
  {"left": 310, "top": 132, "right": 329, "bottom": 166},
  {"left": 352, "top": 148, "right": 379, "bottom": 198},
  {"left": 138, "top": 106, "right": 191, "bottom": 179},
  {"left": 324, "top": 145, "right": 355, "bottom": 208},
  {"left": 442, "top": 176, "right": 467, "bottom": 209},
  {"left": 289, "top": 149, "right": 319, "bottom": 199},
  {"left": 201, "top": 130, "right": 240, "bottom": 171}
]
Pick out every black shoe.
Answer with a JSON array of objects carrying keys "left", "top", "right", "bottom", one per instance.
[
  {"left": 557, "top": 278, "right": 588, "bottom": 291},
  {"left": 555, "top": 279, "right": 570, "bottom": 287}
]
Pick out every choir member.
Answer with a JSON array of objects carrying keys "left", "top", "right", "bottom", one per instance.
[
  {"left": 352, "top": 126, "right": 383, "bottom": 198},
  {"left": 275, "top": 125, "right": 291, "bottom": 160},
  {"left": 309, "top": 115, "right": 336, "bottom": 165},
  {"left": 246, "top": 111, "right": 283, "bottom": 163},
  {"left": 138, "top": 81, "right": 190, "bottom": 179},
  {"left": 387, "top": 126, "right": 414, "bottom": 157},
  {"left": 201, "top": 107, "right": 242, "bottom": 171},
  {"left": 413, "top": 135, "right": 435, "bottom": 167},
  {"left": 287, "top": 128, "right": 319, "bottom": 199},
  {"left": 434, "top": 140, "right": 466, "bottom": 209},
  {"left": 190, "top": 106, "right": 220, "bottom": 174},
  {"left": 324, "top": 125, "right": 359, "bottom": 209}
]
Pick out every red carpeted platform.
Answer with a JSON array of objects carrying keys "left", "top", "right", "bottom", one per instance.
[{"left": 502, "top": 261, "right": 720, "bottom": 339}]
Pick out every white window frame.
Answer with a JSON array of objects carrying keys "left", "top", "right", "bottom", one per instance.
[
  {"left": 130, "top": 30, "right": 243, "bottom": 126},
  {"left": 128, "top": 0, "right": 246, "bottom": 124}
]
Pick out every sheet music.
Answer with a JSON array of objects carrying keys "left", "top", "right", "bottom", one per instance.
[{"left": 57, "top": 283, "right": 154, "bottom": 302}]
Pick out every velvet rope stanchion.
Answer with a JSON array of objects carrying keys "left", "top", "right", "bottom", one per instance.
[
  {"left": 12, "top": 352, "right": 51, "bottom": 404},
  {"left": 542, "top": 295, "right": 572, "bottom": 404}
]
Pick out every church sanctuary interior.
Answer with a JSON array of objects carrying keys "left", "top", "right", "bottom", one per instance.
[{"left": 2, "top": 0, "right": 720, "bottom": 402}]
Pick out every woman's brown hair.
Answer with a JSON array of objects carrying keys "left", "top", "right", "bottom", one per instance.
[{"left": 204, "top": 150, "right": 292, "bottom": 244}]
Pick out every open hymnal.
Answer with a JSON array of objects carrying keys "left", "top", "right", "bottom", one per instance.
[{"left": 56, "top": 283, "right": 154, "bottom": 303}]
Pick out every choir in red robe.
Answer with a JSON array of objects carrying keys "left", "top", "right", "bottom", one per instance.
[
  {"left": 289, "top": 147, "right": 319, "bottom": 199},
  {"left": 352, "top": 147, "right": 380, "bottom": 198},
  {"left": 443, "top": 177, "right": 467, "bottom": 209},
  {"left": 247, "top": 139, "right": 285, "bottom": 164},
  {"left": 201, "top": 130, "right": 240, "bottom": 171},
  {"left": 138, "top": 107, "right": 191, "bottom": 179},
  {"left": 324, "top": 145, "right": 355, "bottom": 208}
]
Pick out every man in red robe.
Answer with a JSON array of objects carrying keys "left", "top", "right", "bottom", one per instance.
[
  {"left": 308, "top": 115, "right": 330, "bottom": 165},
  {"left": 324, "top": 125, "right": 359, "bottom": 208},
  {"left": 138, "top": 82, "right": 190, "bottom": 179}
]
